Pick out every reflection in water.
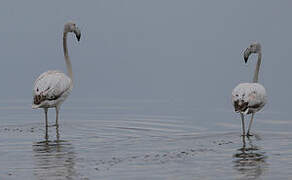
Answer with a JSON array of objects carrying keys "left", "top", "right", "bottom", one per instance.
[
  {"left": 32, "top": 126, "right": 78, "bottom": 179},
  {"left": 233, "top": 135, "right": 268, "bottom": 179}
]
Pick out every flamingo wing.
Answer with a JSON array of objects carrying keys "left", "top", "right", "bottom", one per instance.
[
  {"left": 232, "top": 83, "right": 267, "bottom": 114},
  {"left": 33, "top": 70, "right": 72, "bottom": 106}
]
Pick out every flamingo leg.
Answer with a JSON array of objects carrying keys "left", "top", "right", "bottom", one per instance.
[
  {"left": 55, "top": 107, "right": 59, "bottom": 128},
  {"left": 241, "top": 134, "right": 246, "bottom": 150},
  {"left": 56, "top": 124, "right": 60, "bottom": 141},
  {"left": 44, "top": 108, "right": 48, "bottom": 139},
  {"left": 247, "top": 113, "right": 255, "bottom": 136},
  {"left": 240, "top": 113, "right": 246, "bottom": 136}
]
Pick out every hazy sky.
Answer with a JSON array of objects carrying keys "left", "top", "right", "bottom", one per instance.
[{"left": 0, "top": 0, "right": 291, "bottom": 112}]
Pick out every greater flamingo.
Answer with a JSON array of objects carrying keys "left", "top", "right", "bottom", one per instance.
[
  {"left": 232, "top": 42, "right": 267, "bottom": 136},
  {"left": 32, "top": 22, "right": 81, "bottom": 137}
]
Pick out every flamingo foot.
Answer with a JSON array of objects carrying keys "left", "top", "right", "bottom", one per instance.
[
  {"left": 50, "top": 124, "right": 59, "bottom": 127},
  {"left": 246, "top": 132, "right": 253, "bottom": 137}
]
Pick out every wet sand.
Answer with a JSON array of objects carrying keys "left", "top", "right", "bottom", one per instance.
[{"left": 0, "top": 99, "right": 291, "bottom": 179}]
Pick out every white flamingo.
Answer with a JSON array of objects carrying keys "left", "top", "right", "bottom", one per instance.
[
  {"left": 232, "top": 42, "right": 267, "bottom": 136},
  {"left": 32, "top": 22, "right": 81, "bottom": 136}
]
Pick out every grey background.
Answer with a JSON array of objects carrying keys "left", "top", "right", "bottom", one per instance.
[{"left": 0, "top": 0, "right": 290, "bottom": 112}]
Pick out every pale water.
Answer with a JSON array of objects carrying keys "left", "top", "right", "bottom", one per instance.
[{"left": 0, "top": 99, "right": 291, "bottom": 179}]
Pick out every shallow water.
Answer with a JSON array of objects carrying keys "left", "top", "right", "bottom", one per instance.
[{"left": 0, "top": 98, "right": 291, "bottom": 179}]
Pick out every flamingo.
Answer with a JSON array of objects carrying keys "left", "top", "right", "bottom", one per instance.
[
  {"left": 32, "top": 22, "right": 81, "bottom": 137},
  {"left": 232, "top": 42, "right": 267, "bottom": 136}
]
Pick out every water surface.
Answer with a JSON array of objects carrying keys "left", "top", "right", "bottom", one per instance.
[{"left": 0, "top": 98, "right": 291, "bottom": 179}]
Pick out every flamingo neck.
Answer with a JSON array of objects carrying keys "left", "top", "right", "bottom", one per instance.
[
  {"left": 63, "top": 31, "right": 73, "bottom": 84},
  {"left": 253, "top": 51, "right": 261, "bottom": 83}
]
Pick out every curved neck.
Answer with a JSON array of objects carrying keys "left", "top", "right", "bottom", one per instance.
[
  {"left": 253, "top": 51, "right": 261, "bottom": 83},
  {"left": 63, "top": 31, "right": 73, "bottom": 83}
]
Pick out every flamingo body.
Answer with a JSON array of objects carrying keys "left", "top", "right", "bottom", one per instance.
[
  {"left": 232, "top": 83, "right": 267, "bottom": 115},
  {"left": 32, "top": 70, "right": 72, "bottom": 109}
]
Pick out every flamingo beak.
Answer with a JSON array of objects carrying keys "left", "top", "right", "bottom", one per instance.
[
  {"left": 76, "top": 34, "right": 81, "bottom": 41},
  {"left": 243, "top": 48, "right": 251, "bottom": 63},
  {"left": 74, "top": 28, "right": 81, "bottom": 41},
  {"left": 244, "top": 56, "right": 248, "bottom": 63}
]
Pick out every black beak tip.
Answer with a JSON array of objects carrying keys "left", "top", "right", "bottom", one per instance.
[
  {"left": 76, "top": 34, "right": 81, "bottom": 41},
  {"left": 244, "top": 57, "right": 248, "bottom": 63}
]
